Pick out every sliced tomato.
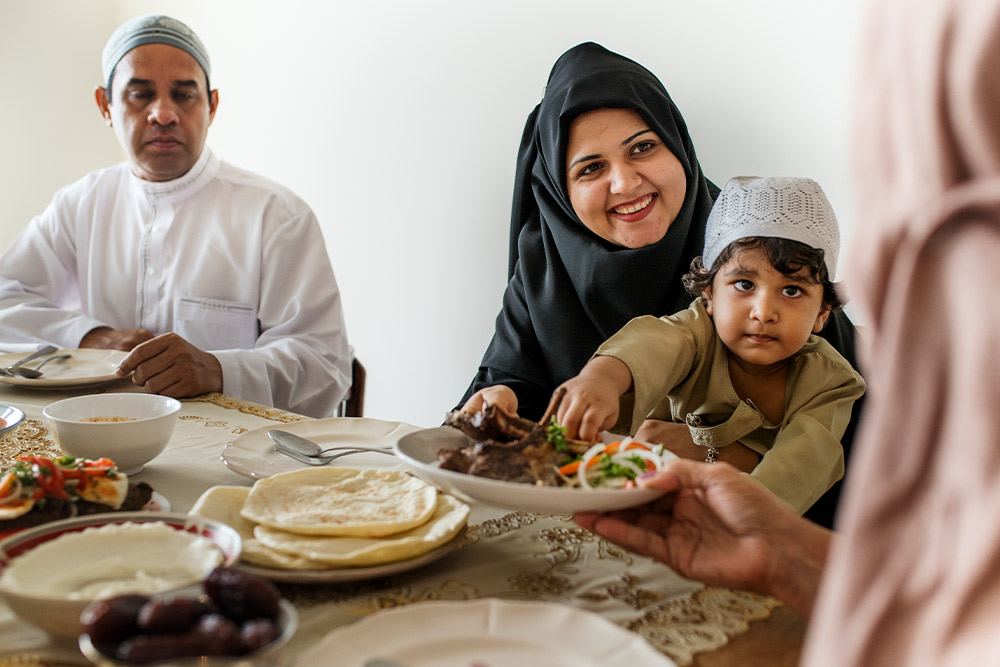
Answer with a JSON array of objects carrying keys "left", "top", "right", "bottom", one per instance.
[{"left": 18, "top": 456, "right": 70, "bottom": 500}]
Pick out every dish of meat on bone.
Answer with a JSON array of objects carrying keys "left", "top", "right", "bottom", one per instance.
[
  {"left": 392, "top": 391, "right": 674, "bottom": 513},
  {"left": 438, "top": 405, "right": 584, "bottom": 486}
]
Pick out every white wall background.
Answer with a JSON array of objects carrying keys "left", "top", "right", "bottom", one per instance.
[{"left": 0, "top": 0, "right": 862, "bottom": 428}]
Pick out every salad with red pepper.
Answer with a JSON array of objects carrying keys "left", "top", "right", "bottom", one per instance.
[{"left": 0, "top": 455, "right": 130, "bottom": 522}]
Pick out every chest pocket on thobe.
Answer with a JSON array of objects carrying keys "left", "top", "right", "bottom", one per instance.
[{"left": 176, "top": 297, "right": 258, "bottom": 350}]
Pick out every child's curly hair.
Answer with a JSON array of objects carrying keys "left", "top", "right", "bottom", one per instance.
[{"left": 681, "top": 237, "right": 844, "bottom": 311}]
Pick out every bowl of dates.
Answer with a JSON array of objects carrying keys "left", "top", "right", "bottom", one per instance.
[{"left": 79, "top": 566, "right": 297, "bottom": 665}]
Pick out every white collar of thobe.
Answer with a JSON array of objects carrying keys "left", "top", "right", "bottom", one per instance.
[{"left": 130, "top": 147, "right": 220, "bottom": 204}]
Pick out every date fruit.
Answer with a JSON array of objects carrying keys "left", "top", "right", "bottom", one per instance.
[
  {"left": 81, "top": 566, "right": 286, "bottom": 664},
  {"left": 81, "top": 594, "right": 149, "bottom": 644},
  {"left": 203, "top": 565, "right": 281, "bottom": 622}
]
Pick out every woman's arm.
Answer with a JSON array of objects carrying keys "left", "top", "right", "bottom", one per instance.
[{"left": 457, "top": 367, "right": 553, "bottom": 420}]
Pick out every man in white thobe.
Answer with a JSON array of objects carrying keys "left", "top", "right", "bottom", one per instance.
[{"left": 0, "top": 15, "right": 350, "bottom": 418}]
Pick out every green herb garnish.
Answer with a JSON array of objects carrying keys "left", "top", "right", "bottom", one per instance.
[
  {"left": 547, "top": 416, "right": 569, "bottom": 453},
  {"left": 598, "top": 453, "right": 645, "bottom": 480}
]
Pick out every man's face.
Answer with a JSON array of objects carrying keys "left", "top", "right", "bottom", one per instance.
[{"left": 96, "top": 43, "right": 218, "bottom": 182}]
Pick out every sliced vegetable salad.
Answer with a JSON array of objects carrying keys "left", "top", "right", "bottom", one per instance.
[
  {"left": 545, "top": 419, "right": 671, "bottom": 490},
  {"left": 0, "top": 455, "right": 121, "bottom": 507}
]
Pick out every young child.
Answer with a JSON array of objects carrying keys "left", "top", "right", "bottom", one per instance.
[{"left": 555, "top": 176, "right": 866, "bottom": 514}]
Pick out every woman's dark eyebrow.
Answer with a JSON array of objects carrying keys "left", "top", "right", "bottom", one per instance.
[
  {"left": 568, "top": 129, "right": 656, "bottom": 171},
  {"left": 568, "top": 152, "right": 600, "bottom": 171},
  {"left": 622, "top": 129, "right": 654, "bottom": 146}
]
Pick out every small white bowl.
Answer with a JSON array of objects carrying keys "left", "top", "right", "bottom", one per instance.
[
  {"left": 43, "top": 394, "right": 181, "bottom": 474},
  {"left": 0, "top": 512, "right": 241, "bottom": 642}
]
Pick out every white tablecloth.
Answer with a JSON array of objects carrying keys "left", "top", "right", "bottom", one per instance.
[{"left": 0, "top": 381, "right": 782, "bottom": 667}]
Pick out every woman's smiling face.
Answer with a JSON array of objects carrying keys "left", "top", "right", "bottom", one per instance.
[{"left": 565, "top": 108, "right": 687, "bottom": 248}]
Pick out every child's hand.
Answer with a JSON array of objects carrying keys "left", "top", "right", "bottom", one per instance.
[{"left": 553, "top": 356, "right": 633, "bottom": 441}]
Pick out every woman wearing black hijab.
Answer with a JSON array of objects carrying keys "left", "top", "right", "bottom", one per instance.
[{"left": 459, "top": 42, "right": 863, "bottom": 527}]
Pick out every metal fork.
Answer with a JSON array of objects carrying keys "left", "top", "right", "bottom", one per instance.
[{"left": 272, "top": 442, "right": 396, "bottom": 466}]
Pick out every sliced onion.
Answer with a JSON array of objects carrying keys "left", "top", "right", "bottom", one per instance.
[
  {"left": 576, "top": 442, "right": 609, "bottom": 490},
  {"left": 618, "top": 448, "right": 664, "bottom": 470},
  {"left": 0, "top": 477, "right": 23, "bottom": 506},
  {"left": 572, "top": 438, "right": 672, "bottom": 490}
]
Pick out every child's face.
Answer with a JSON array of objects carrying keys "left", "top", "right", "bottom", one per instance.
[{"left": 704, "top": 247, "right": 831, "bottom": 370}]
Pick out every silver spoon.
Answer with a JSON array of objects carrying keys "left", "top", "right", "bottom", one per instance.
[
  {"left": 9, "top": 353, "right": 72, "bottom": 379},
  {"left": 268, "top": 429, "right": 394, "bottom": 465},
  {"left": 0, "top": 344, "right": 57, "bottom": 377},
  {"left": 268, "top": 429, "right": 394, "bottom": 457},
  {"left": 272, "top": 441, "right": 396, "bottom": 466}
]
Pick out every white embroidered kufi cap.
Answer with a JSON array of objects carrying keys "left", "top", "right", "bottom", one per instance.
[
  {"left": 702, "top": 176, "right": 840, "bottom": 277},
  {"left": 102, "top": 14, "right": 211, "bottom": 90}
]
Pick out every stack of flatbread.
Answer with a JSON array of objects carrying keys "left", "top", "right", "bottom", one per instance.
[{"left": 190, "top": 467, "right": 469, "bottom": 570}]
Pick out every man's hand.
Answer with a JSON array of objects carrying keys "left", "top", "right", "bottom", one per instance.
[
  {"left": 635, "top": 419, "right": 760, "bottom": 473},
  {"left": 574, "top": 458, "right": 831, "bottom": 617},
  {"left": 116, "top": 333, "right": 223, "bottom": 398},
  {"left": 80, "top": 326, "right": 155, "bottom": 351}
]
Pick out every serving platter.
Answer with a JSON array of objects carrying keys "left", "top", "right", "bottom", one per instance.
[
  {"left": 296, "top": 598, "right": 675, "bottom": 666},
  {"left": 0, "top": 349, "right": 127, "bottom": 389},
  {"left": 393, "top": 427, "right": 669, "bottom": 514},
  {"left": 221, "top": 417, "right": 423, "bottom": 479}
]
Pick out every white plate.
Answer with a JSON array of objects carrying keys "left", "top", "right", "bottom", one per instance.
[
  {"left": 221, "top": 417, "right": 424, "bottom": 479},
  {"left": 0, "top": 349, "right": 127, "bottom": 388},
  {"left": 236, "top": 526, "right": 465, "bottom": 583},
  {"left": 0, "top": 403, "right": 25, "bottom": 437},
  {"left": 394, "top": 427, "right": 668, "bottom": 513},
  {"left": 296, "top": 598, "right": 675, "bottom": 667},
  {"left": 150, "top": 491, "right": 171, "bottom": 512}
]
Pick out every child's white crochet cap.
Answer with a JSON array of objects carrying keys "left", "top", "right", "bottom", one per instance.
[{"left": 702, "top": 176, "right": 840, "bottom": 277}]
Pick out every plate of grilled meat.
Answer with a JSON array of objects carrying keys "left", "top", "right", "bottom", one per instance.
[{"left": 394, "top": 391, "right": 673, "bottom": 514}]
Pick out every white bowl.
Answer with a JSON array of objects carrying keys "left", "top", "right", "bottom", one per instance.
[
  {"left": 43, "top": 394, "right": 181, "bottom": 474},
  {"left": 0, "top": 512, "right": 241, "bottom": 642}
]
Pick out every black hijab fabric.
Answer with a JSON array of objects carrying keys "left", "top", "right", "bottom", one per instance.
[
  {"left": 463, "top": 42, "right": 718, "bottom": 418},
  {"left": 460, "top": 42, "right": 863, "bottom": 527}
]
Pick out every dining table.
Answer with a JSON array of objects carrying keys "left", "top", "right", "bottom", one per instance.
[{"left": 0, "top": 373, "right": 807, "bottom": 667}]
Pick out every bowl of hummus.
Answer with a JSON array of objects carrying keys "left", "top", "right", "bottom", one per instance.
[{"left": 0, "top": 512, "right": 241, "bottom": 641}]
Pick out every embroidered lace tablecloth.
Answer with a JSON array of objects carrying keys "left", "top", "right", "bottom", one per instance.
[{"left": 0, "top": 381, "right": 786, "bottom": 666}]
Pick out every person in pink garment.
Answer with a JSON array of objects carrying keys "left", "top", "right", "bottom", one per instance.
[{"left": 576, "top": 0, "right": 1000, "bottom": 663}]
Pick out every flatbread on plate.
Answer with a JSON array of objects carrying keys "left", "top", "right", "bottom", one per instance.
[
  {"left": 254, "top": 495, "right": 468, "bottom": 567},
  {"left": 191, "top": 483, "right": 470, "bottom": 570},
  {"left": 240, "top": 467, "right": 438, "bottom": 537},
  {"left": 190, "top": 485, "right": 329, "bottom": 569}
]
